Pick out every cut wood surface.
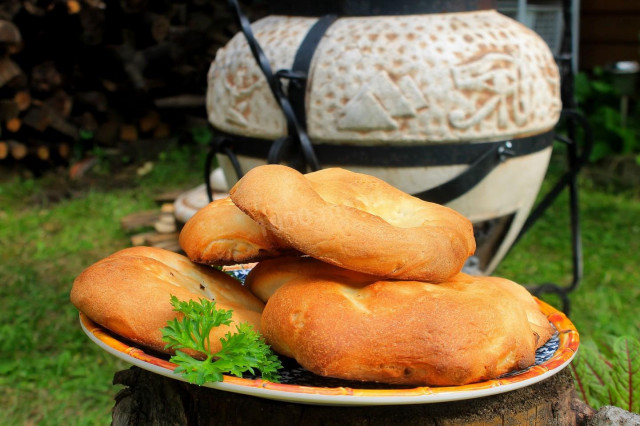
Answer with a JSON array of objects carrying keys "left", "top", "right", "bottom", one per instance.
[
  {"left": 122, "top": 196, "right": 185, "bottom": 252},
  {"left": 9, "top": 140, "right": 26, "bottom": 159},
  {"left": 120, "top": 210, "right": 162, "bottom": 231},
  {"left": 112, "top": 367, "right": 583, "bottom": 425}
]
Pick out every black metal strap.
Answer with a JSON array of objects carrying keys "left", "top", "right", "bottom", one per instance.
[
  {"left": 412, "top": 140, "right": 517, "bottom": 204},
  {"left": 215, "top": 131, "right": 553, "bottom": 204},
  {"left": 285, "top": 14, "right": 337, "bottom": 128},
  {"left": 226, "top": 0, "right": 321, "bottom": 172},
  {"left": 205, "top": 137, "right": 245, "bottom": 202},
  {"left": 216, "top": 131, "right": 553, "bottom": 166}
]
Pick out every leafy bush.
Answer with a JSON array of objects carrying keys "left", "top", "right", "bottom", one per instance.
[
  {"left": 574, "top": 68, "right": 640, "bottom": 162},
  {"left": 571, "top": 335, "right": 640, "bottom": 414}
]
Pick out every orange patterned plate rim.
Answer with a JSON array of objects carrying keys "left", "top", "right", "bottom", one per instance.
[{"left": 79, "top": 295, "right": 578, "bottom": 406}]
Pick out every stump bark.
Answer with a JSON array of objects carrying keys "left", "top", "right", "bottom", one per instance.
[{"left": 112, "top": 367, "right": 581, "bottom": 425}]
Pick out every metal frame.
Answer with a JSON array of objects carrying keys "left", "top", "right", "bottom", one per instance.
[{"left": 509, "top": 0, "right": 592, "bottom": 315}]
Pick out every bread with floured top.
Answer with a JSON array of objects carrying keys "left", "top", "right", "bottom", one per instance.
[
  {"left": 71, "top": 246, "right": 264, "bottom": 355},
  {"left": 249, "top": 256, "right": 554, "bottom": 386}
]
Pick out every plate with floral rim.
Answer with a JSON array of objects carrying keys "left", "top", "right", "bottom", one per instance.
[{"left": 79, "top": 265, "right": 579, "bottom": 406}]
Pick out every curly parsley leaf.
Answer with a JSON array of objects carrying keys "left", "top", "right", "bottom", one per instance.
[{"left": 161, "top": 295, "right": 282, "bottom": 385}]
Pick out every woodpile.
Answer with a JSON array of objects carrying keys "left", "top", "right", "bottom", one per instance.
[
  {"left": 120, "top": 188, "right": 187, "bottom": 253},
  {"left": 0, "top": 0, "right": 265, "bottom": 174}
]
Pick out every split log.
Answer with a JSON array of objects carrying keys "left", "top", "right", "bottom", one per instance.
[
  {"left": 32, "top": 140, "right": 70, "bottom": 162},
  {"left": 13, "top": 90, "right": 31, "bottom": 111},
  {"left": 57, "top": 141, "right": 70, "bottom": 159},
  {"left": 0, "top": 19, "right": 21, "bottom": 56},
  {"left": 44, "top": 90, "right": 73, "bottom": 119},
  {"left": 30, "top": 61, "right": 62, "bottom": 93},
  {"left": 119, "top": 124, "right": 138, "bottom": 142},
  {"left": 74, "top": 91, "right": 108, "bottom": 114},
  {"left": 8, "top": 139, "right": 27, "bottom": 160},
  {"left": 145, "top": 12, "right": 171, "bottom": 43},
  {"left": 21, "top": 106, "right": 48, "bottom": 132},
  {"left": 0, "top": 138, "right": 69, "bottom": 163},
  {"left": 0, "top": 99, "right": 18, "bottom": 121},
  {"left": 66, "top": 1, "right": 81, "bottom": 15},
  {"left": 154, "top": 94, "right": 206, "bottom": 109},
  {"left": 22, "top": 1, "right": 46, "bottom": 17},
  {"left": 78, "top": 6, "right": 104, "bottom": 45},
  {"left": 154, "top": 189, "right": 189, "bottom": 204},
  {"left": 5, "top": 116, "right": 20, "bottom": 132},
  {"left": 138, "top": 110, "right": 160, "bottom": 134},
  {"left": 589, "top": 406, "right": 640, "bottom": 425},
  {"left": 152, "top": 122, "right": 170, "bottom": 139},
  {"left": 154, "top": 210, "right": 177, "bottom": 233},
  {"left": 35, "top": 143, "right": 49, "bottom": 161},
  {"left": 0, "top": 57, "right": 21, "bottom": 87},
  {"left": 130, "top": 231, "right": 179, "bottom": 247},
  {"left": 78, "top": 111, "right": 99, "bottom": 133},
  {"left": 0, "top": 3, "right": 22, "bottom": 21},
  {"left": 120, "top": 209, "right": 161, "bottom": 231},
  {"left": 112, "top": 367, "right": 583, "bottom": 425},
  {"left": 94, "top": 120, "right": 120, "bottom": 146},
  {"left": 21, "top": 104, "right": 79, "bottom": 140}
]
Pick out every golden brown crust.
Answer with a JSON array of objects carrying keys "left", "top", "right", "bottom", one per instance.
[
  {"left": 486, "top": 277, "right": 555, "bottom": 347},
  {"left": 70, "top": 246, "right": 264, "bottom": 355},
  {"left": 179, "top": 197, "right": 295, "bottom": 266},
  {"left": 230, "top": 165, "right": 476, "bottom": 282},
  {"left": 245, "top": 256, "right": 379, "bottom": 303},
  {"left": 250, "top": 257, "right": 554, "bottom": 386}
]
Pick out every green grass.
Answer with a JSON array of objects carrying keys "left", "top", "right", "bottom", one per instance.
[
  {"left": 0, "top": 146, "right": 205, "bottom": 425},
  {"left": 0, "top": 145, "right": 638, "bottom": 424},
  {"left": 496, "top": 175, "right": 640, "bottom": 341}
]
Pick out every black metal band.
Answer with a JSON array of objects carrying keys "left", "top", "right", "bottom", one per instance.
[
  {"left": 411, "top": 140, "right": 520, "bottom": 204},
  {"left": 226, "top": 0, "right": 321, "bottom": 171},
  {"left": 216, "top": 131, "right": 553, "bottom": 167},
  {"left": 285, "top": 14, "right": 337, "bottom": 129},
  {"left": 215, "top": 131, "right": 554, "bottom": 204}
]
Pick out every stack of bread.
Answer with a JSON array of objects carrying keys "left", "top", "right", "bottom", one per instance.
[{"left": 71, "top": 165, "right": 554, "bottom": 386}]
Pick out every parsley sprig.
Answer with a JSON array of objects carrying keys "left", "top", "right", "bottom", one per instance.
[{"left": 161, "top": 295, "right": 282, "bottom": 385}]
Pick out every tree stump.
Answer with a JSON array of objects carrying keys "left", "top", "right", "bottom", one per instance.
[{"left": 112, "top": 367, "right": 581, "bottom": 425}]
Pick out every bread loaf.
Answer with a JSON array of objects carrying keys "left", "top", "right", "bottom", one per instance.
[
  {"left": 231, "top": 165, "right": 475, "bottom": 282},
  {"left": 179, "top": 197, "right": 295, "bottom": 266},
  {"left": 71, "top": 246, "right": 264, "bottom": 355},
  {"left": 249, "top": 256, "right": 554, "bottom": 386}
]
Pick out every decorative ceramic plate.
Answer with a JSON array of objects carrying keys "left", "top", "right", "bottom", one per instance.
[{"left": 79, "top": 266, "right": 579, "bottom": 406}]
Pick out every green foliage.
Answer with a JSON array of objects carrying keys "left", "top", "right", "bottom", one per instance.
[
  {"left": 190, "top": 125, "right": 214, "bottom": 146},
  {"left": 142, "top": 144, "right": 209, "bottom": 187},
  {"left": 571, "top": 336, "right": 640, "bottom": 413},
  {"left": 162, "top": 296, "right": 282, "bottom": 385},
  {"left": 573, "top": 68, "right": 640, "bottom": 162}
]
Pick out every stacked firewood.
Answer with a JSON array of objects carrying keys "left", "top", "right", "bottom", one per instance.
[{"left": 0, "top": 0, "right": 265, "bottom": 173}]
